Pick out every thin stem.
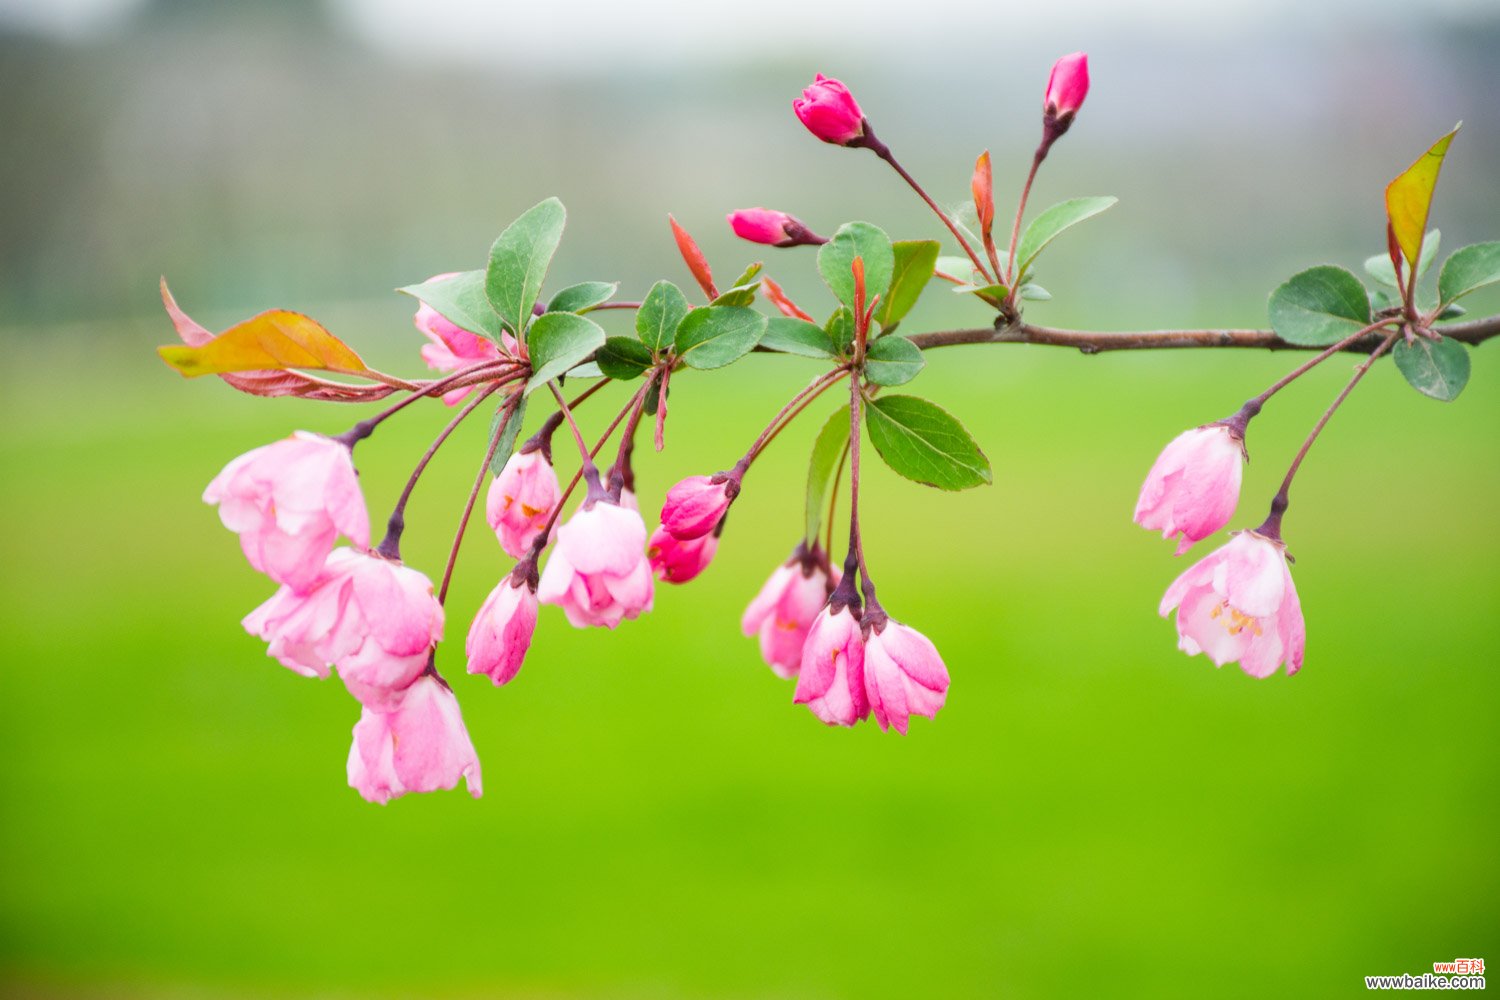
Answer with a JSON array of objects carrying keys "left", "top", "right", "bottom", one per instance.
[
  {"left": 548, "top": 381, "right": 596, "bottom": 475},
  {"left": 1003, "top": 150, "right": 1044, "bottom": 292},
  {"left": 337, "top": 359, "right": 519, "bottom": 446},
  {"left": 869, "top": 142, "right": 993, "bottom": 284},
  {"left": 438, "top": 391, "right": 522, "bottom": 604},
  {"left": 592, "top": 301, "right": 643, "bottom": 311},
  {"left": 327, "top": 367, "right": 423, "bottom": 391},
  {"left": 743, "top": 368, "right": 851, "bottom": 465},
  {"left": 609, "top": 382, "right": 652, "bottom": 490},
  {"left": 1247, "top": 318, "right": 1400, "bottom": 407},
  {"left": 824, "top": 440, "right": 850, "bottom": 558}
]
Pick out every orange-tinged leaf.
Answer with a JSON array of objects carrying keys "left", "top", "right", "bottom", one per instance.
[
  {"left": 159, "top": 308, "right": 368, "bottom": 377},
  {"left": 972, "top": 150, "right": 994, "bottom": 237},
  {"left": 1385, "top": 124, "right": 1460, "bottom": 266},
  {"left": 668, "top": 214, "right": 718, "bottom": 300}
]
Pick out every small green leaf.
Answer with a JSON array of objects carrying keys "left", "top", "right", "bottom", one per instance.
[
  {"left": 825, "top": 307, "right": 855, "bottom": 354},
  {"left": 805, "top": 406, "right": 850, "bottom": 544},
  {"left": 1014, "top": 196, "right": 1117, "bottom": 280},
  {"left": 935, "top": 256, "right": 979, "bottom": 283},
  {"left": 525, "top": 311, "right": 605, "bottom": 394},
  {"left": 876, "top": 240, "right": 940, "bottom": 329},
  {"left": 636, "top": 279, "right": 691, "bottom": 353},
  {"left": 1268, "top": 265, "right": 1371, "bottom": 346},
  {"left": 487, "top": 197, "right": 567, "bottom": 334},
  {"left": 1364, "top": 230, "right": 1439, "bottom": 288},
  {"left": 398, "top": 271, "right": 508, "bottom": 341},
  {"left": 864, "top": 395, "right": 992, "bottom": 491},
  {"left": 567, "top": 362, "right": 604, "bottom": 379},
  {"left": 952, "top": 282, "right": 1008, "bottom": 306},
  {"left": 1018, "top": 283, "right": 1051, "bottom": 301},
  {"left": 1438, "top": 241, "right": 1500, "bottom": 306},
  {"left": 1393, "top": 336, "right": 1470, "bottom": 401},
  {"left": 674, "top": 305, "right": 767, "bottom": 370},
  {"left": 1386, "top": 124, "right": 1459, "bottom": 266},
  {"left": 548, "top": 281, "right": 618, "bottom": 314},
  {"left": 711, "top": 263, "right": 763, "bottom": 307},
  {"left": 818, "top": 222, "right": 894, "bottom": 309},
  {"left": 643, "top": 370, "right": 665, "bottom": 416},
  {"left": 863, "top": 335, "right": 925, "bottom": 387},
  {"left": 487, "top": 396, "right": 528, "bottom": 475},
  {"left": 761, "top": 317, "right": 836, "bottom": 358},
  {"left": 595, "top": 337, "right": 654, "bottom": 380}
]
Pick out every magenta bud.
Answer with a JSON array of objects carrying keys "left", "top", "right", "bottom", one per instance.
[
  {"left": 727, "top": 208, "right": 826, "bottom": 248},
  {"left": 792, "top": 74, "right": 865, "bottom": 147},
  {"left": 1044, "top": 51, "right": 1090, "bottom": 122}
]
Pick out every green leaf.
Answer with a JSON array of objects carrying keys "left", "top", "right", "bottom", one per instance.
[
  {"left": 1386, "top": 124, "right": 1459, "bottom": 266},
  {"left": 487, "top": 197, "right": 567, "bottom": 334},
  {"left": 567, "top": 362, "right": 604, "bottom": 379},
  {"left": 863, "top": 335, "right": 925, "bottom": 387},
  {"left": 935, "top": 256, "right": 979, "bottom": 283},
  {"left": 1364, "top": 230, "right": 1439, "bottom": 288},
  {"left": 548, "top": 281, "right": 617, "bottom": 314},
  {"left": 673, "top": 305, "right": 767, "bottom": 370},
  {"left": 817, "top": 222, "right": 894, "bottom": 310},
  {"left": 805, "top": 406, "right": 850, "bottom": 543},
  {"left": 1393, "top": 336, "right": 1470, "bottom": 401},
  {"left": 1438, "top": 241, "right": 1500, "bottom": 305},
  {"left": 643, "top": 370, "right": 664, "bottom": 416},
  {"left": 761, "top": 317, "right": 836, "bottom": 358},
  {"left": 952, "top": 282, "right": 1008, "bottom": 306},
  {"left": 864, "top": 395, "right": 992, "bottom": 491},
  {"left": 711, "top": 263, "right": 763, "bottom": 308},
  {"left": 398, "top": 271, "right": 509, "bottom": 341},
  {"left": 1018, "top": 283, "right": 1051, "bottom": 301},
  {"left": 825, "top": 307, "right": 855, "bottom": 355},
  {"left": 636, "top": 279, "right": 691, "bottom": 353},
  {"left": 487, "top": 397, "right": 528, "bottom": 475},
  {"left": 524, "top": 311, "right": 605, "bottom": 394},
  {"left": 1014, "top": 196, "right": 1117, "bottom": 280},
  {"left": 595, "top": 337, "right": 654, "bottom": 380},
  {"left": 876, "top": 240, "right": 940, "bottom": 329},
  {"left": 1267, "top": 265, "right": 1371, "bottom": 346}
]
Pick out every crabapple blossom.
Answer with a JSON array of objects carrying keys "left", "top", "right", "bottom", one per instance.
[
  {"left": 862, "top": 618, "right": 950, "bottom": 734},
  {"left": 793, "top": 74, "right": 865, "bottom": 146},
  {"left": 648, "top": 523, "right": 719, "bottom": 584},
  {"left": 741, "top": 546, "right": 836, "bottom": 679},
  {"left": 412, "top": 272, "right": 505, "bottom": 405},
  {"left": 793, "top": 601, "right": 867, "bottom": 726},
  {"left": 486, "top": 448, "right": 560, "bottom": 558},
  {"left": 347, "top": 675, "right": 482, "bottom": 804},
  {"left": 1133, "top": 424, "right": 1245, "bottom": 555},
  {"left": 1044, "top": 52, "right": 1090, "bottom": 122},
  {"left": 727, "top": 208, "right": 824, "bottom": 247},
  {"left": 537, "top": 498, "right": 654, "bottom": 628},
  {"left": 660, "top": 473, "right": 739, "bottom": 540},
  {"left": 466, "top": 571, "right": 538, "bottom": 687}
]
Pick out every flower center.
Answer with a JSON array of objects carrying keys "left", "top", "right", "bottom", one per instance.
[{"left": 1209, "top": 601, "right": 1262, "bottom": 637}]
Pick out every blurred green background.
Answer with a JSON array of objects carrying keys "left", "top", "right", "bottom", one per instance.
[{"left": 2, "top": 1, "right": 1498, "bottom": 997}]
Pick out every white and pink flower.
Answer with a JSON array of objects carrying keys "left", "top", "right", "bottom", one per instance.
[
  {"left": 793, "top": 603, "right": 867, "bottom": 726},
  {"left": 1134, "top": 425, "right": 1244, "bottom": 555},
  {"left": 466, "top": 574, "right": 538, "bottom": 687},
  {"left": 659, "top": 473, "right": 739, "bottom": 540},
  {"left": 347, "top": 675, "right": 482, "bottom": 803},
  {"left": 863, "top": 619, "right": 949, "bottom": 734},
  {"left": 412, "top": 272, "right": 512, "bottom": 405},
  {"left": 648, "top": 525, "right": 720, "bottom": 584},
  {"left": 742, "top": 549, "right": 836, "bottom": 679},
  {"left": 486, "top": 449, "right": 560, "bottom": 558},
  {"left": 536, "top": 499, "right": 654, "bottom": 629}
]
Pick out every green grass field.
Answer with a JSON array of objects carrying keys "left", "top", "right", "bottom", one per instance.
[{"left": 2, "top": 303, "right": 1497, "bottom": 997}]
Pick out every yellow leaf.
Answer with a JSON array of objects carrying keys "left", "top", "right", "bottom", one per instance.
[
  {"left": 158, "top": 309, "right": 367, "bottom": 377},
  {"left": 1385, "top": 123, "right": 1460, "bottom": 266}
]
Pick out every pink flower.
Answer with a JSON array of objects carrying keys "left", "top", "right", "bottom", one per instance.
[
  {"left": 793, "top": 603, "right": 867, "bottom": 726},
  {"left": 727, "top": 208, "right": 824, "bottom": 247},
  {"left": 466, "top": 573, "right": 538, "bottom": 687},
  {"left": 863, "top": 619, "right": 949, "bottom": 734},
  {"left": 1134, "top": 425, "right": 1245, "bottom": 555},
  {"left": 536, "top": 499, "right": 654, "bottom": 629},
  {"left": 1159, "top": 531, "right": 1306, "bottom": 678},
  {"left": 347, "top": 675, "right": 482, "bottom": 803},
  {"left": 413, "top": 272, "right": 506, "bottom": 405},
  {"left": 648, "top": 525, "right": 719, "bottom": 584},
  {"left": 660, "top": 473, "right": 739, "bottom": 540},
  {"left": 204, "top": 432, "right": 368, "bottom": 592},
  {"left": 793, "top": 74, "right": 865, "bottom": 146},
  {"left": 1044, "top": 52, "right": 1090, "bottom": 121},
  {"left": 242, "top": 548, "right": 444, "bottom": 704},
  {"left": 486, "top": 449, "right": 560, "bottom": 558},
  {"left": 741, "top": 548, "right": 836, "bottom": 679}
]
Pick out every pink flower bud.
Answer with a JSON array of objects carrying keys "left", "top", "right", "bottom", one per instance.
[
  {"left": 204, "top": 432, "right": 369, "bottom": 593},
  {"left": 741, "top": 547, "right": 837, "bottom": 679},
  {"left": 242, "top": 548, "right": 444, "bottom": 705},
  {"left": 793, "top": 603, "right": 868, "bottom": 726},
  {"left": 1134, "top": 425, "right": 1245, "bottom": 555},
  {"left": 1044, "top": 52, "right": 1089, "bottom": 122},
  {"left": 413, "top": 273, "right": 506, "bottom": 406},
  {"left": 536, "top": 499, "right": 654, "bottom": 629},
  {"left": 466, "top": 575, "right": 538, "bottom": 686},
  {"left": 863, "top": 619, "right": 949, "bottom": 734},
  {"left": 648, "top": 524, "right": 719, "bottom": 584},
  {"left": 486, "top": 449, "right": 560, "bottom": 558},
  {"left": 347, "top": 675, "right": 482, "bottom": 803},
  {"left": 793, "top": 74, "right": 865, "bottom": 147},
  {"left": 660, "top": 474, "right": 739, "bottom": 540},
  {"left": 727, "top": 208, "right": 824, "bottom": 248},
  {"left": 1159, "top": 531, "right": 1306, "bottom": 678}
]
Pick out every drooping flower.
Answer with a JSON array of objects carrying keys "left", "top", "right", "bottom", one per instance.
[
  {"left": 242, "top": 547, "right": 444, "bottom": 704},
  {"left": 727, "top": 208, "right": 825, "bottom": 247},
  {"left": 793, "top": 74, "right": 865, "bottom": 146},
  {"left": 466, "top": 568, "right": 538, "bottom": 687},
  {"left": 660, "top": 473, "right": 739, "bottom": 540},
  {"left": 1134, "top": 424, "right": 1245, "bottom": 555},
  {"left": 1044, "top": 52, "right": 1090, "bottom": 122},
  {"left": 536, "top": 498, "right": 654, "bottom": 628},
  {"left": 347, "top": 675, "right": 482, "bottom": 803},
  {"left": 863, "top": 618, "right": 949, "bottom": 734},
  {"left": 742, "top": 545, "right": 836, "bottom": 679},
  {"left": 793, "top": 601, "right": 867, "bottom": 726},
  {"left": 486, "top": 448, "right": 560, "bottom": 558},
  {"left": 204, "top": 432, "right": 368, "bottom": 592},
  {"left": 648, "top": 523, "right": 720, "bottom": 584},
  {"left": 1159, "top": 531, "right": 1306, "bottom": 678}
]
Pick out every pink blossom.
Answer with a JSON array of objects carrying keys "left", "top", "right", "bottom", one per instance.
[
  {"left": 660, "top": 474, "right": 739, "bottom": 540},
  {"left": 536, "top": 499, "right": 654, "bottom": 628},
  {"left": 486, "top": 449, "right": 560, "bottom": 558},
  {"left": 793, "top": 603, "right": 867, "bottom": 726},
  {"left": 863, "top": 619, "right": 949, "bottom": 734},
  {"left": 648, "top": 525, "right": 719, "bottom": 584},
  {"left": 742, "top": 549, "right": 836, "bottom": 679},
  {"left": 413, "top": 272, "right": 506, "bottom": 405},
  {"left": 793, "top": 74, "right": 865, "bottom": 146},
  {"left": 466, "top": 574, "right": 538, "bottom": 686},
  {"left": 1159, "top": 531, "right": 1306, "bottom": 678},
  {"left": 204, "top": 432, "right": 368, "bottom": 592},
  {"left": 1134, "top": 425, "right": 1245, "bottom": 555},
  {"left": 727, "top": 208, "right": 822, "bottom": 247},
  {"left": 347, "top": 675, "right": 482, "bottom": 803},
  {"left": 1044, "top": 52, "right": 1090, "bottom": 120},
  {"left": 242, "top": 548, "right": 444, "bottom": 704}
]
